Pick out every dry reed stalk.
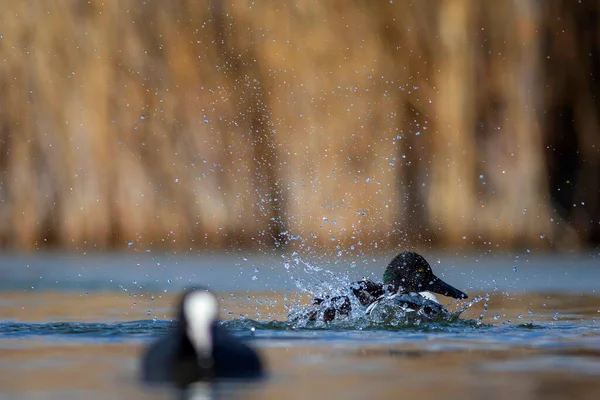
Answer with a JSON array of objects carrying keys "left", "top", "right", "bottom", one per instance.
[{"left": 0, "top": 1, "right": 595, "bottom": 252}]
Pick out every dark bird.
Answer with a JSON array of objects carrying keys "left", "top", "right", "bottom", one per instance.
[
  {"left": 296, "top": 251, "right": 468, "bottom": 323},
  {"left": 141, "top": 288, "right": 264, "bottom": 390}
]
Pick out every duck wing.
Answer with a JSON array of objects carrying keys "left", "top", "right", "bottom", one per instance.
[
  {"left": 349, "top": 279, "right": 385, "bottom": 306},
  {"left": 365, "top": 293, "right": 445, "bottom": 317}
]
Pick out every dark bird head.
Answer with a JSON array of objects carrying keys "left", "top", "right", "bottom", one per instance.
[{"left": 383, "top": 252, "right": 468, "bottom": 299}]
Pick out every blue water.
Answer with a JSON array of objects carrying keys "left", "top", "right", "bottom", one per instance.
[
  {"left": 1, "top": 252, "right": 600, "bottom": 398},
  {"left": 1, "top": 317, "right": 598, "bottom": 350},
  {"left": 1, "top": 251, "right": 599, "bottom": 347},
  {"left": 1, "top": 251, "right": 599, "bottom": 293}
]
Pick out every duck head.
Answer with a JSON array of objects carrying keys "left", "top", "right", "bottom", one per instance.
[{"left": 383, "top": 252, "right": 468, "bottom": 299}]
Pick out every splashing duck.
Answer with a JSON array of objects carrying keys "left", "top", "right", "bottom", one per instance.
[{"left": 298, "top": 251, "right": 468, "bottom": 323}]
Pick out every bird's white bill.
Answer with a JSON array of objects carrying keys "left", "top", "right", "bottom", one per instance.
[{"left": 183, "top": 291, "right": 218, "bottom": 358}]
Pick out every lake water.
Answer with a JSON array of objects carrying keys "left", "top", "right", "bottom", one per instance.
[{"left": 0, "top": 251, "right": 599, "bottom": 399}]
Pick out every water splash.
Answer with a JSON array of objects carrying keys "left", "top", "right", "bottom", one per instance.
[
  {"left": 285, "top": 295, "right": 480, "bottom": 329},
  {"left": 279, "top": 253, "right": 487, "bottom": 329},
  {"left": 280, "top": 253, "right": 364, "bottom": 320},
  {"left": 285, "top": 254, "right": 354, "bottom": 296},
  {"left": 221, "top": 316, "right": 483, "bottom": 333}
]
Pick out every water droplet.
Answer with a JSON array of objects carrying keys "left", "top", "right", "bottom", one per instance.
[
  {"left": 252, "top": 275, "right": 257, "bottom": 280},
  {"left": 146, "top": 310, "right": 151, "bottom": 315},
  {"left": 493, "top": 314, "right": 500, "bottom": 320},
  {"left": 151, "top": 295, "right": 155, "bottom": 300},
  {"left": 513, "top": 266, "right": 518, "bottom": 272},
  {"left": 127, "top": 240, "right": 134, "bottom": 247},
  {"left": 253, "top": 267, "right": 259, "bottom": 273}
]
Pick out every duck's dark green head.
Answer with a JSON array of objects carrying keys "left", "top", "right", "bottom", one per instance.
[{"left": 383, "top": 252, "right": 468, "bottom": 299}]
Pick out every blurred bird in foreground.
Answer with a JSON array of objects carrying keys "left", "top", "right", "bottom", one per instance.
[{"left": 141, "top": 288, "right": 264, "bottom": 391}]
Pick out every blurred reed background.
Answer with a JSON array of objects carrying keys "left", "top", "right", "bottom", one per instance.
[{"left": 0, "top": 0, "right": 598, "bottom": 253}]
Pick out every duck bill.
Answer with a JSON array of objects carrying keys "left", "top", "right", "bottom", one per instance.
[{"left": 428, "top": 277, "right": 468, "bottom": 299}]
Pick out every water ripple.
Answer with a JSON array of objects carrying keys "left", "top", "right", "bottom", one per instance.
[
  {"left": 1, "top": 319, "right": 598, "bottom": 352},
  {"left": 0, "top": 320, "right": 173, "bottom": 337},
  {"left": 0, "top": 318, "right": 482, "bottom": 338}
]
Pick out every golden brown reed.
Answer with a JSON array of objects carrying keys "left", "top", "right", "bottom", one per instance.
[{"left": 0, "top": 1, "right": 597, "bottom": 252}]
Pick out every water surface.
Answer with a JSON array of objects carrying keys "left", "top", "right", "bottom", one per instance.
[{"left": 1, "top": 252, "right": 599, "bottom": 399}]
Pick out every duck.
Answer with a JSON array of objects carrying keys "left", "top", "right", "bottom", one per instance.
[
  {"left": 296, "top": 251, "right": 468, "bottom": 323},
  {"left": 141, "top": 288, "right": 264, "bottom": 389}
]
